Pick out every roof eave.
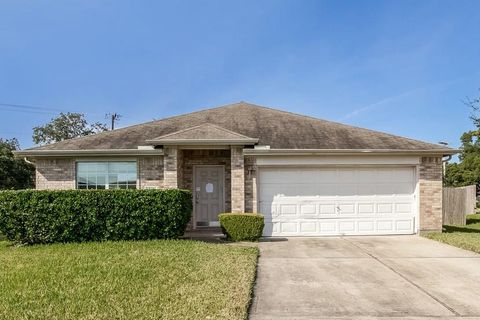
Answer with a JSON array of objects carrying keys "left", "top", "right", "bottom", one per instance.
[
  {"left": 13, "top": 149, "right": 165, "bottom": 158},
  {"left": 243, "top": 148, "right": 460, "bottom": 156}
]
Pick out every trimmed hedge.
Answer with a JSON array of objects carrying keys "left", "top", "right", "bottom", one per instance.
[
  {"left": 219, "top": 213, "right": 264, "bottom": 242},
  {"left": 0, "top": 189, "right": 192, "bottom": 244}
]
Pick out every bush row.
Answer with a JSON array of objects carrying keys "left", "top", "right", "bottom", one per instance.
[{"left": 0, "top": 189, "right": 192, "bottom": 244}]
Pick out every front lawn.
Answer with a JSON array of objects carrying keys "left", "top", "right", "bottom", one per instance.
[
  {"left": 0, "top": 240, "right": 258, "bottom": 320},
  {"left": 423, "top": 214, "right": 480, "bottom": 253}
]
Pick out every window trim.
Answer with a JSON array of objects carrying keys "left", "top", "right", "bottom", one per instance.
[{"left": 75, "top": 161, "right": 138, "bottom": 190}]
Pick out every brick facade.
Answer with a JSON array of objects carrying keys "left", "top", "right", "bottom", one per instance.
[
  {"left": 419, "top": 156, "right": 443, "bottom": 231},
  {"left": 36, "top": 158, "right": 75, "bottom": 190},
  {"left": 244, "top": 155, "right": 257, "bottom": 212},
  {"left": 34, "top": 151, "right": 444, "bottom": 234},
  {"left": 163, "top": 146, "right": 179, "bottom": 188},
  {"left": 231, "top": 146, "right": 245, "bottom": 213},
  {"left": 138, "top": 156, "right": 163, "bottom": 189}
]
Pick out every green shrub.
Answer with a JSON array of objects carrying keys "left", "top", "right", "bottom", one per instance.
[
  {"left": 219, "top": 213, "right": 264, "bottom": 241},
  {"left": 0, "top": 189, "right": 192, "bottom": 244}
]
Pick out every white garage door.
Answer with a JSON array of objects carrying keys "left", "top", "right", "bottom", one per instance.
[{"left": 259, "top": 167, "right": 417, "bottom": 236}]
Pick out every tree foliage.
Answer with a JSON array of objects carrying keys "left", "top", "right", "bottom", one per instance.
[
  {"left": 0, "top": 138, "right": 35, "bottom": 190},
  {"left": 444, "top": 94, "right": 480, "bottom": 187},
  {"left": 32, "top": 112, "right": 108, "bottom": 145}
]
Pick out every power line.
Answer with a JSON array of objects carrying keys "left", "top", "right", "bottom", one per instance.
[
  {"left": 0, "top": 102, "right": 123, "bottom": 131},
  {"left": 0, "top": 102, "right": 65, "bottom": 112},
  {"left": 0, "top": 102, "right": 105, "bottom": 116}
]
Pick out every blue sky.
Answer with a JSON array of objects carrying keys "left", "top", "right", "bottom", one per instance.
[{"left": 1, "top": 0, "right": 479, "bottom": 152}]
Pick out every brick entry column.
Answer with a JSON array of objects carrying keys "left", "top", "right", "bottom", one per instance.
[
  {"left": 163, "top": 146, "right": 179, "bottom": 188},
  {"left": 231, "top": 146, "right": 245, "bottom": 213},
  {"left": 419, "top": 156, "right": 443, "bottom": 231}
]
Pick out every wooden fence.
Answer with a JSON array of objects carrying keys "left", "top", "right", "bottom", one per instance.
[{"left": 443, "top": 185, "right": 476, "bottom": 225}]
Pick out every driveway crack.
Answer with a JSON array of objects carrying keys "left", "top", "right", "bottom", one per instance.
[{"left": 341, "top": 237, "right": 460, "bottom": 317}]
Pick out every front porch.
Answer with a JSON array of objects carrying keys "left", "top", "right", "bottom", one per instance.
[{"left": 162, "top": 146, "right": 256, "bottom": 229}]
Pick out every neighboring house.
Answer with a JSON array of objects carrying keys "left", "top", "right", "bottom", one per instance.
[{"left": 16, "top": 102, "right": 457, "bottom": 236}]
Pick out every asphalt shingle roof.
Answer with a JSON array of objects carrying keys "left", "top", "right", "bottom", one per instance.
[{"left": 26, "top": 102, "right": 449, "bottom": 151}]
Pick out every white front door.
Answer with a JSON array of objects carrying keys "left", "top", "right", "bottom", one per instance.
[
  {"left": 259, "top": 167, "right": 416, "bottom": 236},
  {"left": 194, "top": 166, "right": 225, "bottom": 227}
]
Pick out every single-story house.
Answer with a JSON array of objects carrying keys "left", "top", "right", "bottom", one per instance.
[{"left": 16, "top": 102, "right": 457, "bottom": 236}]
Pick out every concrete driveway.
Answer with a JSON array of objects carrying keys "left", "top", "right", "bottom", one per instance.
[{"left": 249, "top": 236, "right": 480, "bottom": 319}]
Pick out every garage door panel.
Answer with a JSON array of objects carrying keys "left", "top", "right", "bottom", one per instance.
[
  {"left": 319, "top": 204, "right": 336, "bottom": 214},
  {"left": 337, "top": 203, "right": 355, "bottom": 215},
  {"left": 279, "top": 204, "right": 297, "bottom": 215},
  {"left": 396, "top": 219, "right": 414, "bottom": 231},
  {"left": 259, "top": 167, "right": 416, "bottom": 236},
  {"left": 357, "top": 184, "right": 377, "bottom": 195},
  {"left": 358, "top": 203, "right": 375, "bottom": 215},
  {"left": 336, "top": 184, "right": 357, "bottom": 196},
  {"left": 300, "top": 204, "right": 317, "bottom": 215},
  {"left": 299, "top": 221, "right": 317, "bottom": 233},
  {"left": 280, "top": 222, "right": 296, "bottom": 233},
  {"left": 377, "top": 220, "right": 394, "bottom": 231},
  {"left": 319, "top": 221, "right": 336, "bottom": 233},
  {"left": 317, "top": 169, "right": 337, "bottom": 182},
  {"left": 392, "top": 168, "right": 415, "bottom": 182},
  {"left": 395, "top": 203, "right": 412, "bottom": 213},
  {"left": 377, "top": 203, "right": 393, "bottom": 214},
  {"left": 337, "top": 169, "right": 357, "bottom": 182},
  {"left": 317, "top": 184, "right": 337, "bottom": 196},
  {"left": 358, "top": 220, "right": 375, "bottom": 232},
  {"left": 339, "top": 221, "right": 355, "bottom": 232}
]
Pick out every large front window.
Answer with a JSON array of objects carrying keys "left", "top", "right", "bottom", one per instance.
[{"left": 76, "top": 162, "right": 137, "bottom": 189}]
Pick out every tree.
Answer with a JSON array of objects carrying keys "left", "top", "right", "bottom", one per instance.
[
  {"left": 32, "top": 112, "right": 108, "bottom": 145},
  {"left": 0, "top": 138, "right": 35, "bottom": 189},
  {"left": 444, "top": 93, "right": 480, "bottom": 187}
]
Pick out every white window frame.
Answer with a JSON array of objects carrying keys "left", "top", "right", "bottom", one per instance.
[{"left": 76, "top": 161, "right": 138, "bottom": 190}]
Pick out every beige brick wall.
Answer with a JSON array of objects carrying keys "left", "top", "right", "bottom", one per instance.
[
  {"left": 244, "top": 155, "right": 257, "bottom": 212},
  {"left": 231, "top": 146, "right": 245, "bottom": 213},
  {"left": 36, "top": 158, "right": 75, "bottom": 190},
  {"left": 419, "top": 156, "right": 443, "bottom": 231},
  {"left": 163, "top": 147, "right": 179, "bottom": 188},
  {"left": 138, "top": 156, "right": 163, "bottom": 189}
]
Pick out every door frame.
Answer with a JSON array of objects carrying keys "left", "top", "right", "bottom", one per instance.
[{"left": 192, "top": 165, "right": 226, "bottom": 228}]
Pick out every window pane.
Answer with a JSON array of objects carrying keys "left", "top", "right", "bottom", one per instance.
[
  {"left": 97, "top": 175, "right": 107, "bottom": 188},
  {"left": 94, "top": 163, "right": 108, "bottom": 173},
  {"left": 77, "top": 163, "right": 88, "bottom": 173},
  {"left": 108, "top": 162, "right": 122, "bottom": 173},
  {"left": 77, "top": 162, "right": 136, "bottom": 190}
]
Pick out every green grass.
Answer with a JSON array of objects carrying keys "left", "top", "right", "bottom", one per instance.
[
  {"left": 0, "top": 240, "right": 258, "bottom": 320},
  {"left": 423, "top": 214, "right": 480, "bottom": 254}
]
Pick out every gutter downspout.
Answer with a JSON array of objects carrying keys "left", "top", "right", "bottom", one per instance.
[
  {"left": 442, "top": 155, "right": 452, "bottom": 176},
  {"left": 24, "top": 157, "right": 35, "bottom": 165}
]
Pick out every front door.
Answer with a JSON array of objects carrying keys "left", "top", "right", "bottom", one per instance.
[{"left": 194, "top": 166, "right": 225, "bottom": 227}]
